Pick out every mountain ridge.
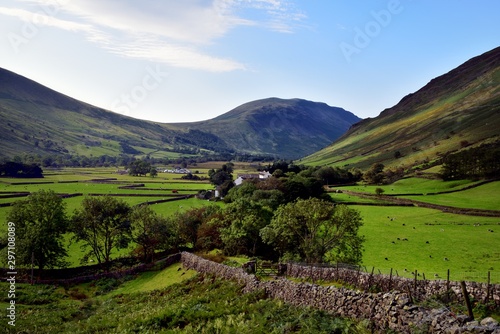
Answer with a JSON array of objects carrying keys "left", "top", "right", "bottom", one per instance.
[{"left": 302, "top": 46, "right": 500, "bottom": 170}]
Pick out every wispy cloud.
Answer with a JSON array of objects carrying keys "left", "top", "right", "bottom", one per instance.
[{"left": 2, "top": 0, "right": 305, "bottom": 72}]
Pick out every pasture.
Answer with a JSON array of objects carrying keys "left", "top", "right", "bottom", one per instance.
[{"left": 356, "top": 205, "right": 500, "bottom": 282}]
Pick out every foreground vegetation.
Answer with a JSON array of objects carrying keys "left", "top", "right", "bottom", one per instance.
[{"left": 1, "top": 270, "right": 368, "bottom": 334}]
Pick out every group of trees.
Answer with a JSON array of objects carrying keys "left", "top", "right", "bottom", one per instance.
[
  {"left": 128, "top": 160, "right": 154, "bottom": 176},
  {"left": 0, "top": 161, "right": 43, "bottom": 178},
  {"left": 2, "top": 191, "right": 179, "bottom": 271},
  {"left": 440, "top": 141, "right": 500, "bottom": 180},
  {"left": 3, "top": 151, "right": 274, "bottom": 169},
  {"left": 363, "top": 163, "right": 405, "bottom": 185},
  {"left": 208, "top": 163, "right": 235, "bottom": 197},
  {"left": 2, "top": 181, "right": 364, "bottom": 272}
]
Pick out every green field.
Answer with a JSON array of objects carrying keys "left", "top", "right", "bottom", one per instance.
[
  {"left": 400, "top": 181, "right": 500, "bottom": 210},
  {"left": 356, "top": 205, "right": 500, "bottom": 282},
  {"left": 340, "top": 177, "right": 478, "bottom": 195}
]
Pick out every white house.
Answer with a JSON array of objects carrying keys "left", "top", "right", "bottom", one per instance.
[{"left": 234, "top": 171, "right": 271, "bottom": 186}]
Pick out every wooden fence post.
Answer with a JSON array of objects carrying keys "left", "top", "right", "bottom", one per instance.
[
  {"left": 460, "top": 281, "right": 474, "bottom": 321},
  {"left": 486, "top": 271, "right": 491, "bottom": 302},
  {"left": 389, "top": 268, "right": 393, "bottom": 291},
  {"left": 414, "top": 270, "right": 418, "bottom": 298}
]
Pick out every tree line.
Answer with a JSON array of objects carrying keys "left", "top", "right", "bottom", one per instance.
[
  {"left": 2, "top": 151, "right": 275, "bottom": 169},
  {"left": 440, "top": 141, "right": 500, "bottom": 180},
  {"left": 0, "top": 162, "right": 43, "bottom": 178}
]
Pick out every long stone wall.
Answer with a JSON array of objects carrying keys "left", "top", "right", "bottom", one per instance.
[
  {"left": 181, "top": 252, "right": 500, "bottom": 333},
  {"left": 287, "top": 263, "right": 500, "bottom": 307}
]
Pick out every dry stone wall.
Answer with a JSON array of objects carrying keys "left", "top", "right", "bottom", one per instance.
[
  {"left": 181, "top": 252, "right": 500, "bottom": 333},
  {"left": 287, "top": 263, "right": 500, "bottom": 307}
]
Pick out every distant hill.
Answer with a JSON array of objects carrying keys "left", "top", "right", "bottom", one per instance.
[
  {"left": 180, "top": 98, "right": 360, "bottom": 159},
  {"left": 0, "top": 68, "right": 359, "bottom": 160},
  {"left": 302, "top": 46, "right": 500, "bottom": 170},
  {"left": 0, "top": 67, "right": 218, "bottom": 159}
]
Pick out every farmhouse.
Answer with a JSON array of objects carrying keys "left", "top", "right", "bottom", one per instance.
[{"left": 234, "top": 171, "right": 271, "bottom": 186}]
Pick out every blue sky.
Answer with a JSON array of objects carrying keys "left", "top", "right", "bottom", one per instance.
[{"left": 1, "top": 0, "right": 499, "bottom": 123}]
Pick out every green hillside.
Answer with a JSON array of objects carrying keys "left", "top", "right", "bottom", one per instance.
[
  {"left": 0, "top": 69, "right": 360, "bottom": 160},
  {"left": 0, "top": 68, "right": 230, "bottom": 159},
  {"left": 302, "top": 46, "right": 500, "bottom": 170},
  {"left": 180, "top": 98, "right": 361, "bottom": 159}
]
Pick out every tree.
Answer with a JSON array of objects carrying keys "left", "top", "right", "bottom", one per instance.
[
  {"left": 149, "top": 167, "right": 158, "bottom": 178},
  {"left": 261, "top": 198, "right": 364, "bottom": 264},
  {"left": 71, "top": 196, "right": 132, "bottom": 266},
  {"left": 6, "top": 190, "right": 68, "bottom": 271},
  {"left": 215, "top": 198, "right": 272, "bottom": 256},
  {"left": 375, "top": 187, "right": 385, "bottom": 196},
  {"left": 128, "top": 160, "right": 151, "bottom": 176},
  {"left": 130, "top": 205, "right": 177, "bottom": 262},
  {"left": 364, "top": 163, "right": 385, "bottom": 185}
]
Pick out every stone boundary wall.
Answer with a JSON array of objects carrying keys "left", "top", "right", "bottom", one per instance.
[
  {"left": 181, "top": 252, "right": 500, "bottom": 333},
  {"left": 287, "top": 263, "right": 500, "bottom": 307}
]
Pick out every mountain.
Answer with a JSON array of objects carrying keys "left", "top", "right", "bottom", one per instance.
[
  {"left": 0, "top": 68, "right": 359, "bottom": 160},
  {"left": 0, "top": 67, "right": 215, "bottom": 159},
  {"left": 179, "top": 98, "right": 361, "bottom": 159},
  {"left": 302, "top": 46, "right": 500, "bottom": 170}
]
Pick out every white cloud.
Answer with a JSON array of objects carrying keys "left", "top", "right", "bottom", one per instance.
[{"left": 2, "top": 0, "right": 305, "bottom": 71}]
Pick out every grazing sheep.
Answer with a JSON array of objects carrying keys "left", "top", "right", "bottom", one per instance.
[{"left": 444, "top": 257, "right": 449, "bottom": 261}]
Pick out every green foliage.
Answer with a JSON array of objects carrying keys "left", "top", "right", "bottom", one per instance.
[
  {"left": 208, "top": 163, "right": 235, "bottom": 197},
  {"left": 0, "top": 161, "right": 43, "bottom": 178},
  {"left": 4, "top": 274, "right": 368, "bottom": 333},
  {"left": 441, "top": 141, "right": 500, "bottom": 180},
  {"left": 215, "top": 199, "right": 272, "bottom": 256},
  {"left": 173, "top": 205, "right": 223, "bottom": 250},
  {"left": 375, "top": 187, "right": 385, "bottom": 196},
  {"left": 71, "top": 196, "right": 132, "bottom": 265},
  {"left": 363, "top": 163, "right": 385, "bottom": 185},
  {"left": 128, "top": 159, "right": 151, "bottom": 176},
  {"left": 5, "top": 190, "right": 68, "bottom": 270},
  {"left": 130, "top": 205, "right": 177, "bottom": 262},
  {"left": 261, "top": 198, "right": 364, "bottom": 264}
]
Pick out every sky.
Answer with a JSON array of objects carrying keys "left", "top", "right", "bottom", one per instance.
[{"left": 0, "top": 0, "right": 499, "bottom": 123}]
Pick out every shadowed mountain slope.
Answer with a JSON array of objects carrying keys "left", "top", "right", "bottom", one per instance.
[
  {"left": 180, "top": 98, "right": 361, "bottom": 159},
  {"left": 302, "top": 46, "right": 500, "bottom": 170}
]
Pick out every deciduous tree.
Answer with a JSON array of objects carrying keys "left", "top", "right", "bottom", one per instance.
[
  {"left": 71, "top": 196, "right": 131, "bottom": 266},
  {"left": 130, "top": 205, "right": 176, "bottom": 262},
  {"left": 6, "top": 190, "right": 68, "bottom": 271},
  {"left": 261, "top": 198, "right": 364, "bottom": 264}
]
